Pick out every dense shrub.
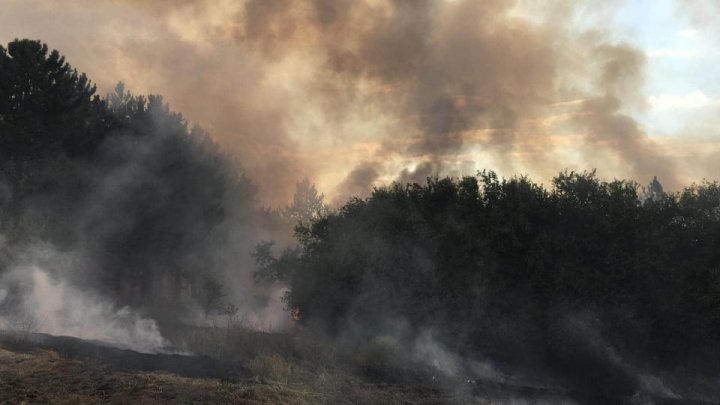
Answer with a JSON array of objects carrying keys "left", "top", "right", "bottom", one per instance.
[{"left": 282, "top": 171, "right": 720, "bottom": 373}]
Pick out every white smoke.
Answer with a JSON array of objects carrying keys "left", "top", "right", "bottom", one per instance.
[
  {"left": 412, "top": 330, "right": 463, "bottom": 377},
  {"left": 239, "top": 285, "right": 291, "bottom": 331},
  {"left": 0, "top": 242, "right": 169, "bottom": 353}
]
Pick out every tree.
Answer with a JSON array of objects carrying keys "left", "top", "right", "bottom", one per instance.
[
  {"left": 282, "top": 171, "right": 720, "bottom": 384},
  {"left": 646, "top": 175, "right": 664, "bottom": 202},
  {"left": 0, "top": 39, "right": 106, "bottom": 159},
  {"left": 0, "top": 40, "right": 260, "bottom": 324},
  {"left": 0, "top": 40, "right": 110, "bottom": 243},
  {"left": 282, "top": 179, "right": 329, "bottom": 226},
  {"left": 252, "top": 179, "right": 329, "bottom": 284},
  {"left": 252, "top": 240, "right": 300, "bottom": 283}
]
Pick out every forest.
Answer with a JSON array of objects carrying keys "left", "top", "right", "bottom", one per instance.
[{"left": 1, "top": 39, "right": 720, "bottom": 404}]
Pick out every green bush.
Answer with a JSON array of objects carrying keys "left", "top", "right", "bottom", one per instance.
[{"left": 282, "top": 171, "right": 720, "bottom": 373}]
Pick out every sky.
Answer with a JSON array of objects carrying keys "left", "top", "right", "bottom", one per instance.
[
  {"left": 615, "top": 0, "right": 720, "bottom": 135},
  {"left": 1, "top": 0, "right": 719, "bottom": 205}
]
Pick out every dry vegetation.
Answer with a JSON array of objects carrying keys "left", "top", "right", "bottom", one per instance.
[
  {"left": 2, "top": 321, "right": 717, "bottom": 404},
  {"left": 0, "top": 327, "right": 478, "bottom": 405},
  {"left": 4, "top": 324, "right": 710, "bottom": 404},
  {"left": 0, "top": 347, "right": 253, "bottom": 404},
  {"left": 171, "top": 324, "right": 469, "bottom": 404}
]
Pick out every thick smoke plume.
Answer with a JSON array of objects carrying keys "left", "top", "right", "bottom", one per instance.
[
  {"left": 0, "top": 265, "right": 167, "bottom": 353},
  {"left": 0, "top": 236, "right": 168, "bottom": 352},
  {"left": 0, "top": 0, "right": 712, "bottom": 203}
]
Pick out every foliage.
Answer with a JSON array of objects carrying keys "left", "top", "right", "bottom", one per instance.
[
  {"left": 252, "top": 178, "right": 328, "bottom": 284},
  {"left": 252, "top": 241, "right": 300, "bottom": 283},
  {"left": 283, "top": 171, "right": 720, "bottom": 372},
  {"left": 281, "top": 179, "right": 329, "bottom": 226},
  {"left": 0, "top": 39, "right": 108, "bottom": 159},
  {"left": 0, "top": 40, "right": 258, "bottom": 322}
]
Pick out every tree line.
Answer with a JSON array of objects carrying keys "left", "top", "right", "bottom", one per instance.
[
  {"left": 0, "top": 39, "right": 259, "bottom": 321},
  {"left": 258, "top": 171, "right": 720, "bottom": 400}
]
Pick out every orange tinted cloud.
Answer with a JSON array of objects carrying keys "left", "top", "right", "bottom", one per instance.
[{"left": 1, "top": 0, "right": 718, "bottom": 204}]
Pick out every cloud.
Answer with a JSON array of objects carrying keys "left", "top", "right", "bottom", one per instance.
[
  {"left": 677, "top": 28, "right": 698, "bottom": 38},
  {"left": 648, "top": 90, "right": 713, "bottom": 111},
  {"left": 647, "top": 48, "right": 702, "bottom": 58},
  {"left": 647, "top": 48, "right": 705, "bottom": 59}
]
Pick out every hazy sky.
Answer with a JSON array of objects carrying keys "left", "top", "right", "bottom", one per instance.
[{"left": 1, "top": 0, "right": 719, "bottom": 204}]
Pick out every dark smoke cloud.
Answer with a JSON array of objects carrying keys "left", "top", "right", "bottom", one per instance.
[
  {"left": 0, "top": 0, "right": 711, "bottom": 202},
  {"left": 332, "top": 161, "right": 380, "bottom": 205},
  {"left": 576, "top": 44, "right": 679, "bottom": 189},
  {"left": 396, "top": 161, "right": 439, "bottom": 186},
  {"left": 285, "top": 0, "right": 557, "bottom": 160},
  {"left": 227, "top": 0, "right": 678, "bottom": 191}
]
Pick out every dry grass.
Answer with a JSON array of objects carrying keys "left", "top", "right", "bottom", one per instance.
[
  {"left": 1, "top": 324, "right": 548, "bottom": 404},
  {"left": 0, "top": 346, "right": 272, "bottom": 404},
  {"left": 0, "top": 341, "right": 457, "bottom": 405},
  {"left": 1, "top": 325, "right": 710, "bottom": 404},
  {"left": 176, "top": 324, "right": 469, "bottom": 404}
]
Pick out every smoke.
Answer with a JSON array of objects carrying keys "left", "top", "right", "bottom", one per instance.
[
  {"left": 412, "top": 329, "right": 502, "bottom": 381},
  {"left": 0, "top": 242, "right": 167, "bottom": 353},
  {"left": 397, "top": 161, "right": 440, "bottom": 185},
  {"left": 575, "top": 43, "right": 679, "bottom": 189},
  {"left": 0, "top": 87, "right": 292, "bottom": 350},
  {"left": 340, "top": 308, "right": 711, "bottom": 402},
  {"left": 547, "top": 310, "right": 715, "bottom": 402},
  {"left": 1, "top": 3, "right": 719, "bottom": 396},
  {"left": 1, "top": 0, "right": 712, "bottom": 204},
  {"left": 332, "top": 162, "right": 379, "bottom": 205}
]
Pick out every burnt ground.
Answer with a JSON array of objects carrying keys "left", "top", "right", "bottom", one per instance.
[
  {"left": 0, "top": 330, "right": 718, "bottom": 404},
  {"left": 0, "top": 331, "right": 249, "bottom": 382},
  {"left": 0, "top": 331, "right": 458, "bottom": 404},
  {"left": 0, "top": 330, "right": 569, "bottom": 404},
  {"left": 0, "top": 348, "right": 258, "bottom": 404}
]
